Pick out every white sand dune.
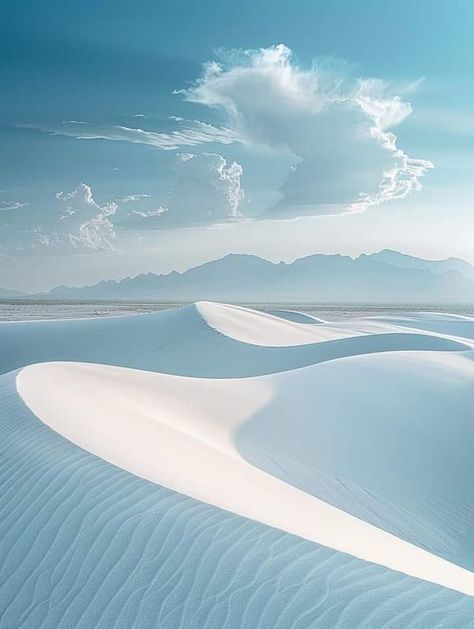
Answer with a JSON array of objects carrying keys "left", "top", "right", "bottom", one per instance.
[
  {"left": 262, "top": 308, "right": 327, "bottom": 324},
  {"left": 196, "top": 301, "right": 463, "bottom": 345},
  {"left": 195, "top": 301, "right": 343, "bottom": 344},
  {"left": 4, "top": 366, "right": 474, "bottom": 628},
  {"left": 17, "top": 343, "right": 474, "bottom": 595},
  {"left": 3, "top": 300, "right": 474, "bottom": 627},
  {"left": 357, "top": 313, "right": 474, "bottom": 340},
  {"left": 1, "top": 302, "right": 471, "bottom": 379}
]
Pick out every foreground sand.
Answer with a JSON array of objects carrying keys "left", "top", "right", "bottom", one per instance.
[{"left": 1, "top": 302, "right": 474, "bottom": 627}]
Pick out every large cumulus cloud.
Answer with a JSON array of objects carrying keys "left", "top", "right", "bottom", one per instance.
[
  {"left": 20, "top": 44, "right": 433, "bottom": 237},
  {"left": 120, "top": 152, "right": 244, "bottom": 229},
  {"left": 183, "top": 44, "right": 433, "bottom": 216}
]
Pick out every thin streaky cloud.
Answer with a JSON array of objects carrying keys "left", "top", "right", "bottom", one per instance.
[
  {"left": 119, "top": 194, "right": 152, "bottom": 203},
  {"left": 0, "top": 200, "right": 29, "bottom": 211},
  {"left": 21, "top": 119, "right": 240, "bottom": 151}
]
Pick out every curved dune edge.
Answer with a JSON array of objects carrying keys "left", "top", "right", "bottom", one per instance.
[
  {"left": 194, "top": 301, "right": 360, "bottom": 345},
  {"left": 194, "top": 302, "right": 474, "bottom": 348},
  {"left": 17, "top": 360, "right": 474, "bottom": 596},
  {"left": 262, "top": 308, "right": 328, "bottom": 324}
]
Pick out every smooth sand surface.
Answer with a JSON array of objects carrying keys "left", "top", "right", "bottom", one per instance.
[
  {"left": 4, "top": 302, "right": 474, "bottom": 627},
  {"left": 16, "top": 301, "right": 474, "bottom": 595}
]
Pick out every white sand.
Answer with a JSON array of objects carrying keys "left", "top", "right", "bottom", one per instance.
[
  {"left": 195, "top": 301, "right": 359, "bottom": 345},
  {"left": 17, "top": 337, "right": 474, "bottom": 595}
]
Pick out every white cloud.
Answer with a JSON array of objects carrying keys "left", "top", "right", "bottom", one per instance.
[
  {"left": 127, "top": 207, "right": 167, "bottom": 218},
  {"left": 119, "top": 193, "right": 152, "bottom": 203},
  {"left": 20, "top": 44, "right": 432, "bottom": 227},
  {"left": 0, "top": 200, "right": 29, "bottom": 211},
  {"left": 0, "top": 183, "right": 118, "bottom": 256},
  {"left": 26, "top": 119, "right": 239, "bottom": 150},
  {"left": 184, "top": 44, "right": 433, "bottom": 216},
  {"left": 120, "top": 153, "right": 244, "bottom": 229}
]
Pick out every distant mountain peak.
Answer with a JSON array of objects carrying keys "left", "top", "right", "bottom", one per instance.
[{"left": 36, "top": 249, "right": 474, "bottom": 304}]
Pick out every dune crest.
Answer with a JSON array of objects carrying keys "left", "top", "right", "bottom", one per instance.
[{"left": 194, "top": 301, "right": 357, "bottom": 345}]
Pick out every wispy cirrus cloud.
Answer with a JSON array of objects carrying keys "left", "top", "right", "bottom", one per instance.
[
  {"left": 0, "top": 200, "right": 29, "bottom": 211},
  {"left": 127, "top": 207, "right": 167, "bottom": 219},
  {"left": 119, "top": 193, "right": 152, "bottom": 203},
  {"left": 23, "top": 118, "right": 239, "bottom": 150}
]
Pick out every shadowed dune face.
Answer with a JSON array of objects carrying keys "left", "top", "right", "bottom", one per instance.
[
  {"left": 236, "top": 351, "right": 474, "bottom": 567},
  {"left": 364, "top": 315, "right": 474, "bottom": 340},
  {"left": 238, "top": 351, "right": 474, "bottom": 501}
]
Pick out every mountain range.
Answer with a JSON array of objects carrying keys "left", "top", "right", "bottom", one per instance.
[
  {"left": 0, "top": 287, "right": 27, "bottom": 298},
  {"left": 28, "top": 249, "right": 474, "bottom": 303}
]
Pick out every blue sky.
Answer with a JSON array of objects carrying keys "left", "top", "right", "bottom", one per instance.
[{"left": 1, "top": 0, "right": 473, "bottom": 291}]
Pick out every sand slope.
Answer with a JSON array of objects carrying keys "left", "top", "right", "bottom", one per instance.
[
  {"left": 17, "top": 346, "right": 474, "bottom": 594},
  {"left": 0, "top": 302, "right": 470, "bottom": 378},
  {"left": 2, "top": 302, "right": 474, "bottom": 626},
  {"left": 3, "top": 369, "right": 474, "bottom": 628}
]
